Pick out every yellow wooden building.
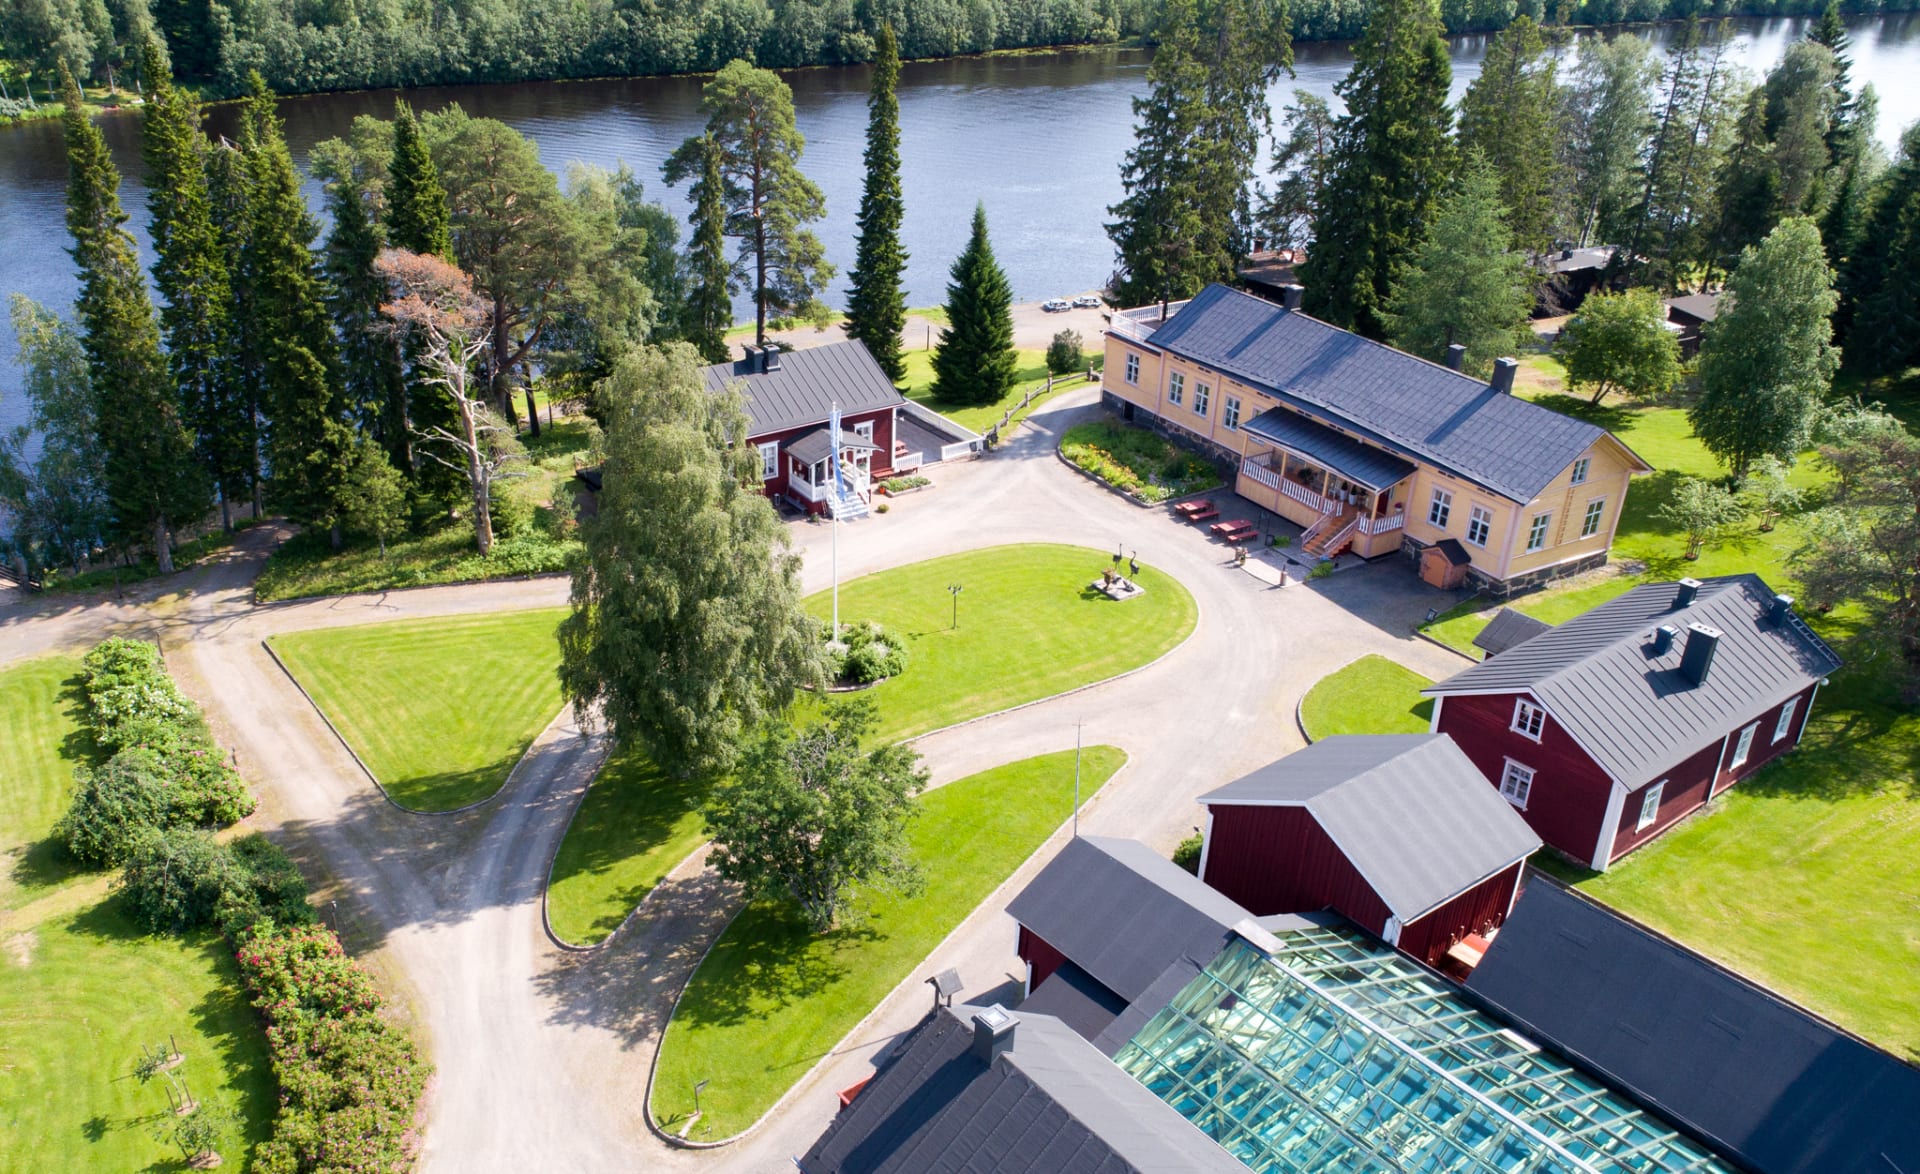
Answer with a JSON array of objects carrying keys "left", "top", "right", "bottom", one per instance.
[{"left": 1103, "top": 284, "right": 1650, "bottom": 596}]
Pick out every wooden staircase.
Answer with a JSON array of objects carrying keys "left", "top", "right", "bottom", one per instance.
[{"left": 1302, "top": 506, "right": 1361, "bottom": 559}]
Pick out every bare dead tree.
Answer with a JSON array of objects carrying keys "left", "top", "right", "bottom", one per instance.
[{"left": 375, "top": 248, "right": 524, "bottom": 557}]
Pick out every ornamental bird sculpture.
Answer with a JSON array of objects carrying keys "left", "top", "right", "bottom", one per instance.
[{"left": 1129, "top": 551, "right": 1140, "bottom": 579}]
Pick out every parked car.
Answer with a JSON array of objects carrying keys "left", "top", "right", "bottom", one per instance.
[
  {"left": 1073, "top": 294, "right": 1103, "bottom": 308},
  {"left": 1042, "top": 298, "right": 1072, "bottom": 312}
]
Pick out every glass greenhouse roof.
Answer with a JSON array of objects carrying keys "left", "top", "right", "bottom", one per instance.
[{"left": 1111, "top": 924, "right": 1734, "bottom": 1174}]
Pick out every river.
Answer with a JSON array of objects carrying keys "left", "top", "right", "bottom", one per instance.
[{"left": 4, "top": 13, "right": 1919, "bottom": 439}]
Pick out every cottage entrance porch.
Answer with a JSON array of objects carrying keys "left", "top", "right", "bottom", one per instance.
[
  {"left": 1234, "top": 409, "right": 1416, "bottom": 560},
  {"left": 785, "top": 427, "right": 879, "bottom": 517}
]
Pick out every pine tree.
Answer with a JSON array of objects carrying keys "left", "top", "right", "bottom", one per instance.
[
  {"left": 1566, "top": 34, "right": 1658, "bottom": 248},
  {"left": 1623, "top": 19, "right": 1740, "bottom": 289},
  {"left": 1691, "top": 217, "right": 1839, "bottom": 476},
  {"left": 1297, "top": 0, "right": 1454, "bottom": 337},
  {"left": 1706, "top": 89, "right": 1780, "bottom": 274},
  {"left": 1456, "top": 15, "right": 1562, "bottom": 254},
  {"left": 1838, "top": 122, "right": 1920, "bottom": 372},
  {"left": 139, "top": 39, "right": 243, "bottom": 530},
  {"left": 1383, "top": 157, "right": 1534, "bottom": 376},
  {"left": 1258, "top": 91, "right": 1335, "bottom": 249},
  {"left": 324, "top": 174, "right": 410, "bottom": 471},
  {"left": 681, "top": 136, "right": 734, "bottom": 365},
  {"left": 386, "top": 100, "right": 451, "bottom": 258},
  {"left": 931, "top": 203, "right": 1017, "bottom": 408},
  {"left": 58, "top": 63, "right": 205, "bottom": 573},
  {"left": 204, "top": 136, "right": 266, "bottom": 516},
  {"left": 239, "top": 71, "right": 352, "bottom": 539},
  {"left": 843, "top": 22, "right": 908, "bottom": 382}
]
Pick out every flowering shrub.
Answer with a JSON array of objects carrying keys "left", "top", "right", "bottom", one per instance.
[
  {"left": 1059, "top": 421, "right": 1222, "bottom": 504},
  {"left": 824, "top": 620, "right": 909, "bottom": 685}
]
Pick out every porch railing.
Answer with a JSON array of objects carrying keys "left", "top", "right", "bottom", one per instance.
[
  {"left": 1240, "top": 457, "right": 1282, "bottom": 491},
  {"left": 1360, "top": 512, "right": 1406, "bottom": 536},
  {"left": 1277, "top": 476, "right": 1330, "bottom": 514}
]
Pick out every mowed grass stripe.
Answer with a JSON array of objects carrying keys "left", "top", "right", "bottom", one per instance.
[
  {"left": 0, "top": 655, "right": 90, "bottom": 909},
  {"left": 270, "top": 609, "right": 566, "bottom": 811},
  {"left": 651, "top": 746, "right": 1127, "bottom": 1138},
  {"left": 1299, "top": 655, "right": 1434, "bottom": 741}
]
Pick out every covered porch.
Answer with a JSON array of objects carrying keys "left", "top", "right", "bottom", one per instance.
[
  {"left": 1235, "top": 408, "right": 1413, "bottom": 560},
  {"left": 783, "top": 426, "right": 878, "bottom": 514}
]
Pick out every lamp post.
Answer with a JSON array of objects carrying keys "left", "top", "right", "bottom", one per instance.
[{"left": 948, "top": 582, "right": 963, "bottom": 629}]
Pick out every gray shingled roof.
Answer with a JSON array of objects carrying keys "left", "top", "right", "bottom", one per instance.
[
  {"left": 702, "top": 340, "right": 906, "bottom": 438},
  {"left": 1426, "top": 576, "right": 1842, "bottom": 787},
  {"left": 1138, "top": 283, "right": 1640, "bottom": 502},
  {"left": 1468, "top": 884, "right": 1920, "bottom": 1174},
  {"left": 1242, "top": 406, "right": 1418, "bottom": 491},
  {"left": 800, "top": 1003, "right": 1246, "bottom": 1174},
  {"left": 1197, "top": 735, "right": 1541, "bottom": 923},
  {"left": 1473, "top": 608, "right": 1554, "bottom": 658},
  {"left": 1665, "top": 292, "right": 1722, "bottom": 323},
  {"left": 784, "top": 426, "right": 880, "bottom": 467},
  {"left": 1006, "top": 836, "right": 1250, "bottom": 1004}
]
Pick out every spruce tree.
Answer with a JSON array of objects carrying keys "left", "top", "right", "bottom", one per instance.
[
  {"left": 1383, "top": 157, "right": 1534, "bottom": 376},
  {"left": 386, "top": 100, "right": 452, "bottom": 258},
  {"left": 681, "top": 136, "right": 734, "bottom": 365},
  {"left": 1297, "top": 0, "right": 1454, "bottom": 337},
  {"left": 1566, "top": 35, "right": 1658, "bottom": 248},
  {"left": 59, "top": 63, "right": 206, "bottom": 573},
  {"left": 239, "top": 72, "right": 353, "bottom": 539},
  {"left": 1623, "top": 19, "right": 1740, "bottom": 289},
  {"left": 931, "top": 203, "right": 1016, "bottom": 408},
  {"left": 204, "top": 136, "right": 266, "bottom": 516},
  {"left": 1456, "top": 15, "right": 1562, "bottom": 254},
  {"left": 1706, "top": 90, "right": 1781, "bottom": 274},
  {"left": 139, "top": 39, "right": 243, "bottom": 530},
  {"left": 1821, "top": 85, "right": 1881, "bottom": 274},
  {"left": 843, "top": 23, "right": 908, "bottom": 382},
  {"left": 1839, "top": 122, "right": 1920, "bottom": 372},
  {"left": 324, "top": 174, "right": 409, "bottom": 471}
]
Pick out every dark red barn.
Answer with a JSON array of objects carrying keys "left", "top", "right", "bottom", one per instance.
[
  {"left": 1425, "top": 575, "right": 1841, "bottom": 871},
  {"left": 1197, "top": 734, "right": 1541, "bottom": 966}
]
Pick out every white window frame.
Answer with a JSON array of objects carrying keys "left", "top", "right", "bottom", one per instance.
[
  {"left": 1124, "top": 353, "right": 1139, "bottom": 385},
  {"left": 1637, "top": 781, "right": 1665, "bottom": 831},
  {"left": 1730, "top": 722, "right": 1758, "bottom": 769},
  {"left": 1499, "top": 759, "right": 1535, "bottom": 809},
  {"left": 1773, "top": 697, "right": 1799, "bottom": 743},
  {"left": 757, "top": 441, "right": 780, "bottom": 481},
  {"left": 1510, "top": 699, "right": 1545, "bottom": 742},
  {"left": 1527, "top": 512, "right": 1551, "bottom": 551},
  {"left": 1193, "top": 383, "right": 1210, "bottom": 417},
  {"left": 1466, "top": 504, "right": 1492, "bottom": 548},
  {"left": 1581, "top": 498, "right": 1605, "bottom": 538},
  {"left": 1167, "top": 371, "right": 1185, "bottom": 405},
  {"left": 1571, "top": 457, "right": 1590, "bottom": 485},
  {"left": 1428, "top": 488, "right": 1453, "bottom": 529},
  {"left": 852, "top": 420, "right": 874, "bottom": 442},
  {"left": 1223, "top": 396, "right": 1241, "bottom": 431}
]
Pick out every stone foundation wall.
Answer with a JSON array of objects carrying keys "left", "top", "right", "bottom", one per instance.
[{"left": 1398, "top": 534, "right": 1610, "bottom": 599}]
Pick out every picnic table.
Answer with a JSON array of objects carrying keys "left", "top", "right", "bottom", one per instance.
[
  {"left": 1210, "top": 518, "right": 1258, "bottom": 543},
  {"left": 1174, "top": 499, "right": 1214, "bottom": 517}
]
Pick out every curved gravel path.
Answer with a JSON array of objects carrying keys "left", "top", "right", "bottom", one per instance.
[{"left": 0, "top": 383, "right": 1469, "bottom": 1171}]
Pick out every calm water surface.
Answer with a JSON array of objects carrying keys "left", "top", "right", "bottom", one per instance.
[{"left": 4, "top": 14, "right": 1919, "bottom": 438}]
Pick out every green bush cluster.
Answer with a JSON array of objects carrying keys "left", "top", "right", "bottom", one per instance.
[
  {"left": 881, "top": 475, "right": 931, "bottom": 493},
  {"left": 825, "top": 620, "right": 910, "bottom": 685},
  {"left": 117, "top": 829, "right": 316, "bottom": 936},
  {"left": 1046, "top": 329, "right": 1086, "bottom": 375},
  {"left": 57, "top": 638, "right": 254, "bottom": 866},
  {"left": 1172, "top": 833, "right": 1204, "bottom": 875},
  {"left": 1060, "top": 421, "right": 1222, "bottom": 505}
]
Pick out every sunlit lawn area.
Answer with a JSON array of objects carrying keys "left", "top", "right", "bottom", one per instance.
[
  {"left": 1299, "top": 655, "right": 1434, "bottom": 741},
  {"left": 1409, "top": 380, "right": 1920, "bottom": 1054},
  {"left": 901, "top": 347, "right": 1066, "bottom": 435},
  {"left": 650, "top": 746, "right": 1126, "bottom": 1138},
  {"left": 0, "top": 894, "right": 277, "bottom": 1171},
  {"left": 545, "top": 544, "right": 1196, "bottom": 944},
  {"left": 269, "top": 609, "right": 568, "bottom": 811},
  {"left": 0, "top": 655, "right": 89, "bottom": 909}
]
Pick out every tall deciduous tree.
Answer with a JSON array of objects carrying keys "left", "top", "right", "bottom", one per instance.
[
  {"left": 1566, "top": 34, "right": 1657, "bottom": 248},
  {"left": 139, "top": 38, "right": 241, "bottom": 530},
  {"left": 705, "top": 699, "right": 928, "bottom": 933},
  {"left": 1792, "top": 412, "right": 1920, "bottom": 698},
  {"left": 931, "top": 203, "right": 1017, "bottom": 407},
  {"left": 1383, "top": 158, "right": 1532, "bottom": 376},
  {"left": 681, "top": 137, "right": 734, "bottom": 364},
  {"left": 1258, "top": 90, "right": 1335, "bottom": 250},
  {"left": 239, "top": 71, "right": 352, "bottom": 540},
  {"left": 557, "top": 342, "right": 821, "bottom": 778},
  {"left": 1297, "top": 0, "right": 1454, "bottom": 337},
  {"left": 663, "top": 60, "right": 833, "bottom": 347},
  {"left": 1691, "top": 217, "right": 1839, "bottom": 476},
  {"left": 843, "top": 22, "right": 908, "bottom": 382},
  {"left": 59, "top": 62, "right": 203, "bottom": 572},
  {"left": 1838, "top": 122, "right": 1920, "bottom": 372},
  {"left": 1, "top": 296, "right": 109, "bottom": 577},
  {"left": 386, "top": 100, "right": 451, "bottom": 258},
  {"left": 1456, "top": 15, "right": 1562, "bottom": 254},
  {"left": 1553, "top": 289, "right": 1682, "bottom": 405}
]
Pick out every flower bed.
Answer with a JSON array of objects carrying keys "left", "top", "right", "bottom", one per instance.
[
  {"left": 1059, "top": 421, "right": 1222, "bottom": 504},
  {"left": 880, "top": 474, "right": 931, "bottom": 494}
]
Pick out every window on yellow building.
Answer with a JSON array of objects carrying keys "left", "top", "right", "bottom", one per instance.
[
  {"left": 1527, "top": 512, "right": 1550, "bottom": 551},
  {"left": 1582, "top": 498, "right": 1604, "bottom": 537},
  {"left": 1428, "top": 488, "right": 1452, "bottom": 529},
  {"left": 1466, "top": 505, "right": 1492, "bottom": 547},
  {"left": 1224, "top": 396, "right": 1241, "bottom": 430},
  {"left": 1194, "top": 384, "right": 1210, "bottom": 417},
  {"left": 1168, "top": 372, "right": 1184, "bottom": 405},
  {"left": 1124, "top": 353, "right": 1139, "bottom": 384}
]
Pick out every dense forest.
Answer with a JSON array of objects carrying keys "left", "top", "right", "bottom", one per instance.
[{"left": 3, "top": 0, "right": 1915, "bottom": 102}]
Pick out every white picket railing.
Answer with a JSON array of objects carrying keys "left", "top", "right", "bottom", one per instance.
[
  {"left": 1277, "top": 477, "right": 1329, "bottom": 513},
  {"left": 1361, "top": 512, "right": 1406, "bottom": 536},
  {"left": 1241, "top": 458, "right": 1282, "bottom": 491}
]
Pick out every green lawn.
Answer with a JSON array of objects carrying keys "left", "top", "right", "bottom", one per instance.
[
  {"left": 269, "top": 609, "right": 568, "bottom": 811},
  {"left": 805, "top": 544, "right": 1196, "bottom": 744},
  {"left": 651, "top": 746, "right": 1126, "bottom": 1139},
  {"left": 544, "top": 544, "right": 1196, "bottom": 945},
  {"left": 1299, "top": 655, "right": 1434, "bottom": 741},
  {"left": 1413, "top": 383, "right": 1920, "bottom": 1055},
  {"left": 0, "top": 894, "right": 277, "bottom": 1172},
  {"left": 901, "top": 347, "right": 1063, "bottom": 435},
  {"left": 0, "top": 655, "right": 90, "bottom": 909}
]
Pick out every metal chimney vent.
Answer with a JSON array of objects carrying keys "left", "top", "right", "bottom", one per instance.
[
  {"left": 1769, "top": 593, "right": 1795, "bottom": 623},
  {"left": 1681, "top": 623, "right": 1722, "bottom": 686},
  {"left": 1674, "top": 578, "right": 1702, "bottom": 609},
  {"left": 1281, "top": 284, "right": 1304, "bottom": 311},
  {"left": 1445, "top": 344, "right": 1467, "bottom": 372},
  {"left": 970, "top": 1005, "right": 1017, "bottom": 1065},
  {"left": 763, "top": 346, "right": 782, "bottom": 372},
  {"left": 1651, "top": 624, "right": 1679, "bottom": 657},
  {"left": 1489, "top": 358, "right": 1518, "bottom": 394}
]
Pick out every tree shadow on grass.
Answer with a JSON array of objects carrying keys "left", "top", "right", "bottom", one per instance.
[
  {"left": 387, "top": 755, "right": 521, "bottom": 813},
  {"left": 551, "top": 747, "right": 712, "bottom": 941},
  {"left": 10, "top": 836, "right": 85, "bottom": 894},
  {"left": 1528, "top": 393, "right": 1641, "bottom": 433},
  {"left": 1741, "top": 686, "right": 1920, "bottom": 805},
  {"left": 670, "top": 899, "right": 876, "bottom": 1033}
]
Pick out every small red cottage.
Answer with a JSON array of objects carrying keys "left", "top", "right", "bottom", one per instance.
[
  {"left": 1425, "top": 575, "right": 1841, "bottom": 872},
  {"left": 1197, "top": 734, "right": 1542, "bottom": 966},
  {"left": 702, "top": 340, "right": 977, "bottom": 519}
]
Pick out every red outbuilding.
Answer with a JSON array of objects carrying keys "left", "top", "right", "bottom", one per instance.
[
  {"left": 1197, "top": 734, "right": 1542, "bottom": 966},
  {"left": 1425, "top": 575, "right": 1841, "bottom": 871}
]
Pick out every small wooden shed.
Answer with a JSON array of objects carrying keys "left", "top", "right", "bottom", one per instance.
[{"left": 1420, "top": 538, "right": 1472, "bottom": 590}]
